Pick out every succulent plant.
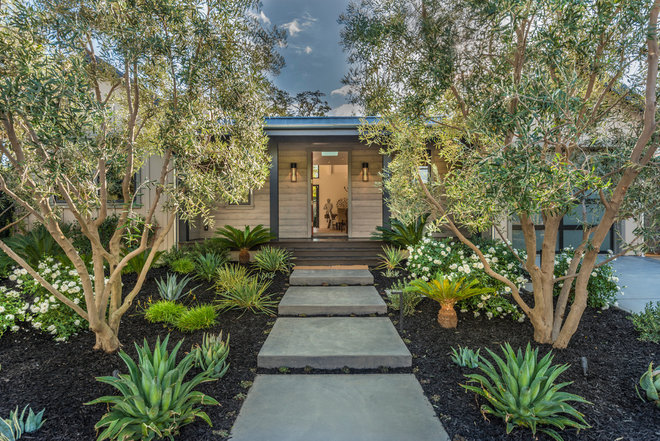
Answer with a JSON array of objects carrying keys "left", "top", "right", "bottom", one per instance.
[
  {"left": 0, "top": 405, "right": 46, "bottom": 441},
  {"left": 450, "top": 346, "right": 480, "bottom": 368},
  {"left": 155, "top": 273, "right": 196, "bottom": 301},
  {"left": 462, "top": 343, "right": 590, "bottom": 441},
  {"left": 637, "top": 362, "right": 660, "bottom": 407},
  {"left": 86, "top": 335, "right": 218, "bottom": 441},
  {"left": 193, "top": 332, "right": 230, "bottom": 378}
]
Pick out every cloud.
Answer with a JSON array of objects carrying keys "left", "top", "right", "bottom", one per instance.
[
  {"left": 331, "top": 85, "right": 355, "bottom": 96},
  {"left": 304, "top": 46, "right": 313, "bottom": 54},
  {"left": 328, "top": 103, "right": 364, "bottom": 116},
  {"left": 249, "top": 10, "right": 271, "bottom": 25},
  {"left": 282, "top": 12, "right": 317, "bottom": 37}
]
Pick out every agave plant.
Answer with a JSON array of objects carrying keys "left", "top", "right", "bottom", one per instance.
[
  {"left": 636, "top": 362, "right": 660, "bottom": 408},
  {"left": 216, "top": 277, "right": 276, "bottom": 315},
  {"left": 253, "top": 246, "right": 293, "bottom": 273},
  {"left": 155, "top": 273, "right": 197, "bottom": 301},
  {"left": 0, "top": 405, "right": 46, "bottom": 441},
  {"left": 462, "top": 343, "right": 590, "bottom": 441},
  {"left": 193, "top": 332, "right": 230, "bottom": 379},
  {"left": 194, "top": 252, "right": 229, "bottom": 281},
  {"left": 215, "top": 224, "right": 274, "bottom": 264},
  {"left": 370, "top": 213, "right": 429, "bottom": 248},
  {"left": 86, "top": 335, "right": 219, "bottom": 441},
  {"left": 375, "top": 245, "right": 408, "bottom": 275},
  {"left": 407, "top": 273, "right": 494, "bottom": 328},
  {"left": 450, "top": 346, "right": 480, "bottom": 368}
]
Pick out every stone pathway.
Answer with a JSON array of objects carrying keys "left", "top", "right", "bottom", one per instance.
[
  {"left": 228, "top": 268, "right": 449, "bottom": 441},
  {"left": 611, "top": 256, "right": 660, "bottom": 313}
]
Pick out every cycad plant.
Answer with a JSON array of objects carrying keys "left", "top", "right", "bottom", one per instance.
[
  {"left": 86, "top": 335, "right": 219, "bottom": 441},
  {"left": 215, "top": 225, "right": 274, "bottom": 264},
  {"left": 370, "top": 213, "right": 428, "bottom": 248},
  {"left": 406, "top": 273, "right": 493, "bottom": 328},
  {"left": 462, "top": 343, "right": 590, "bottom": 441}
]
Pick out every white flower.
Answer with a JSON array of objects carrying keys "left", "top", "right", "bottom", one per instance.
[
  {"left": 460, "top": 309, "right": 467, "bottom": 313},
  {"left": 8, "top": 275, "right": 16, "bottom": 281},
  {"left": 591, "top": 272, "right": 597, "bottom": 277},
  {"left": 11, "top": 325, "right": 19, "bottom": 332},
  {"left": 473, "top": 311, "right": 480, "bottom": 317},
  {"left": 0, "top": 306, "right": 5, "bottom": 313},
  {"left": 49, "top": 296, "right": 56, "bottom": 303},
  {"left": 492, "top": 257, "right": 498, "bottom": 263},
  {"left": 421, "top": 276, "right": 429, "bottom": 281},
  {"left": 5, "top": 314, "right": 14, "bottom": 320},
  {"left": 477, "top": 302, "right": 484, "bottom": 308},
  {"left": 33, "top": 322, "right": 42, "bottom": 329},
  {"left": 73, "top": 298, "right": 80, "bottom": 305},
  {"left": 504, "top": 286, "right": 511, "bottom": 293},
  {"left": 496, "top": 307, "right": 503, "bottom": 312},
  {"left": 55, "top": 337, "right": 66, "bottom": 342},
  {"left": 486, "top": 312, "right": 493, "bottom": 319},
  {"left": 47, "top": 324, "right": 56, "bottom": 332},
  {"left": 488, "top": 247, "right": 496, "bottom": 253},
  {"left": 449, "top": 263, "right": 458, "bottom": 270},
  {"left": 518, "top": 316, "right": 525, "bottom": 322},
  {"left": 74, "top": 320, "right": 80, "bottom": 326}
]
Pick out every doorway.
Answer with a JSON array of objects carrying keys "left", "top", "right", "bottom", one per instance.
[{"left": 311, "top": 151, "right": 349, "bottom": 237}]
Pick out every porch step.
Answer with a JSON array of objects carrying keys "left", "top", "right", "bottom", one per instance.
[
  {"left": 257, "top": 317, "right": 411, "bottom": 369},
  {"left": 289, "top": 268, "right": 374, "bottom": 286},
  {"left": 278, "top": 286, "right": 387, "bottom": 316},
  {"left": 294, "top": 256, "right": 380, "bottom": 266},
  {"left": 274, "top": 240, "right": 384, "bottom": 266},
  {"left": 228, "top": 374, "right": 450, "bottom": 441}
]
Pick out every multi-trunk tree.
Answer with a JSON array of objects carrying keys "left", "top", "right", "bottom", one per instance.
[
  {"left": 341, "top": 0, "right": 660, "bottom": 347},
  {"left": 0, "top": 0, "right": 283, "bottom": 352}
]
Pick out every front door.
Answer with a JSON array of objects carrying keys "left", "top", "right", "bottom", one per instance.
[{"left": 311, "top": 151, "right": 349, "bottom": 237}]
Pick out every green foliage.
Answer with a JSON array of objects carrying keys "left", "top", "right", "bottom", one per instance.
[
  {"left": 371, "top": 214, "right": 428, "bottom": 248},
  {"left": 194, "top": 252, "right": 229, "bottom": 282},
  {"left": 170, "top": 257, "right": 195, "bottom": 274},
  {"left": 144, "top": 301, "right": 187, "bottom": 325},
  {"left": 214, "top": 225, "right": 274, "bottom": 251},
  {"left": 631, "top": 302, "right": 660, "bottom": 343},
  {"left": 193, "top": 332, "right": 230, "bottom": 379},
  {"left": 450, "top": 346, "right": 480, "bottom": 369},
  {"left": 385, "top": 280, "right": 422, "bottom": 317},
  {"left": 155, "top": 273, "right": 196, "bottom": 302},
  {"left": 408, "top": 237, "right": 525, "bottom": 320},
  {"left": 407, "top": 273, "right": 493, "bottom": 306},
  {"left": 0, "top": 227, "right": 68, "bottom": 276},
  {"left": 636, "top": 363, "right": 660, "bottom": 408},
  {"left": 216, "top": 277, "right": 275, "bottom": 315},
  {"left": 215, "top": 264, "right": 250, "bottom": 293},
  {"left": 462, "top": 343, "right": 590, "bottom": 440},
  {"left": 0, "top": 405, "right": 45, "bottom": 441},
  {"left": 175, "top": 305, "right": 217, "bottom": 332},
  {"left": 186, "top": 239, "right": 227, "bottom": 259},
  {"left": 252, "top": 246, "right": 293, "bottom": 273},
  {"left": 376, "top": 245, "right": 407, "bottom": 275},
  {"left": 86, "top": 335, "right": 219, "bottom": 440},
  {"left": 160, "top": 246, "right": 188, "bottom": 269},
  {"left": 123, "top": 248, "right": 164, "bottom": 275}
]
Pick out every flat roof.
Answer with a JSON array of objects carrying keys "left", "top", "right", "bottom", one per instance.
[{"left": 263, "top": 116, "right": 380, "bottom": 136}]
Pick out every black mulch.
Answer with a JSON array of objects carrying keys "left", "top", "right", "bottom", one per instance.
[
  {"left": 372, "top": 269, "right": 660, "bottom": 441},
  {"left": 0, "top": 266, "right": 287, "bottom": 441}
]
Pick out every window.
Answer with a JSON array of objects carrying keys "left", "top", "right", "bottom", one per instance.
[
  {"left": 418, "top": 165, "right": 430, "bottom": 183},
  {"left": 312, "top": 164, "right": 319, "bottom": 179},
  {"left": 227, "top": 190, "right": 253, "bottom": 207}
]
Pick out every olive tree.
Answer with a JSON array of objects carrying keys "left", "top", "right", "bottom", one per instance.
[
  {"left": 0, "top": 0, "right": 283, "bottom": 352},
  {"left": 341, "top": 0, "right": 660, "bottom": 348}
]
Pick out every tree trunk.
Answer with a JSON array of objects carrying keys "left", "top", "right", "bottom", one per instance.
[
  {"left": 92, "top": 322, "right": 121, "bottom": 353},
  {"left": 437, "top": 301, "right": 458, "bottom": 328},
  {"left": 239, "top": 248, "right": 250, "bottom": 265}
]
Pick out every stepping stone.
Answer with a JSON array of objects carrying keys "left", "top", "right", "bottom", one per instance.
[
  {"left": 279, "top": 286, "right": 387, "bottom": 316},
  {"left": 289, "top": 268, "right": 374, "bottom": 286},
  {"left": 228, "top": 374, "right": 450, "bottom": 441},
  {"left": 258, "top": 317, "right": 411, "bottom": 369}
]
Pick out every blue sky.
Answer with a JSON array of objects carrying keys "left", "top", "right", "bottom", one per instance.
[{"left": 259, "top": 0, "right": 359, "bottom": 115}]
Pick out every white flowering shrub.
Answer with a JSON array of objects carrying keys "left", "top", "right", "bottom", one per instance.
[
  {"left": 553, "top": 248, "right": 620, "bottom": 309},
  {"left": 2, "top": 257, "right": 90, "bottom": 341},
  {"left": 407, "top": 236, "right": 527, "bottom": 321}
]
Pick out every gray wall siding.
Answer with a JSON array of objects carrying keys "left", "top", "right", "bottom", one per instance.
[
  {"left": 278, "top": 147, "right": 309, "bottom": 238},
  {"left": 350, "top": 148, "right": 383, "bottom": 238}
]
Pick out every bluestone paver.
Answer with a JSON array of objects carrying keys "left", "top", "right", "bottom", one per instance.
[
  {"left": 278, "top": 285, "right": 387, "bottom": 315},
  {"left": 258, "top": 317, "right": 411, "bottom": 369},
  {"left": 289, "top": 268, "right": 374, "bottom": 286},
  {"left": 228, "top": 374, "right": 450, "bottom": 441},
  {"left": 611, "top": 256, "right": 660, "bottom": 313}
]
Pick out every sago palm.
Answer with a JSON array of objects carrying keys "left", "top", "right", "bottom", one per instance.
[
  {"left": 407, "top": 274, "right": 493, "bottom": 328},
  {"left": 214, "top": 225, "right": 274, "bottom": 264}
]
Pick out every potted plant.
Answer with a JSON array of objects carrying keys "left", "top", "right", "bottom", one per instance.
[
  {"left": 215, "top": 225, "right": 275, "bottom": 264},
  {"left": 406, "top": 273, "right": 494, "bottom": 328}
]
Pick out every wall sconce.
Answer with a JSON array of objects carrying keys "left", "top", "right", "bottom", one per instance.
[
  {"left": 290, "top": 162, "right": 298, "bottom": 183},
  {"left": 361, "top": 162, "right": 369, "bottom": 182}
]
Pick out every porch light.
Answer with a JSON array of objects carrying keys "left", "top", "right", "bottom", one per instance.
[
  {"left": 362, "top": 162, "right": 369, "bottom": 182},
  {"left": 290, "top": 162, "right": 298, "bottom": 182}
]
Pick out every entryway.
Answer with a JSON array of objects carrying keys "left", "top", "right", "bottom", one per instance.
[{"left": 311, "top": 151, "right": 348, "bottom": 237}]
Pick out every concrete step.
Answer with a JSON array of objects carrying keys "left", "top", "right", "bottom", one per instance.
[
  {"left": 258, "top": 317, "right": 411, "bottom": 369},
  {"left": 229, "top": 374, "right": 450, "bottom": 441},
  {"left": 289, "top": 268, "right": 374, "bottom": 286},
  {"left": 278, "top": 286, "right": 387, "bottom": 316}
]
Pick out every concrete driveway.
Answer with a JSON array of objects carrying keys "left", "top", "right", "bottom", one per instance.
[{"left": 611, "top": 256, "right": 660, "bottom": 313}]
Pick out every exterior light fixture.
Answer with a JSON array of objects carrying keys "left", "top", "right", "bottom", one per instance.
[
  {"left": 362, "top": 162, "right": 369, "bottom": 182},
  {"left": 290, "top": 162, "right": 298, "bottom": 182}
]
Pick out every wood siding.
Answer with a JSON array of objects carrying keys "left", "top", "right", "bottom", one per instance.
[
  {"left": 350, "top": 148, "right": 383, "bottom": 238},
  {"left": 278, "top": 147, "right": 309, "bottom": 238}
]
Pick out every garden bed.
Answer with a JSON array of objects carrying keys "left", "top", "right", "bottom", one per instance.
[
  {"left": 373, "top": 269, "right": 660, "bottom": 441},
  {"left": 0, "top": 266, "right": 287, "bottom": 441}
]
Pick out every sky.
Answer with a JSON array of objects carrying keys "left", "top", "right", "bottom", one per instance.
[{"left": 260, "top": 0, "right": 360, "bottom": 116}]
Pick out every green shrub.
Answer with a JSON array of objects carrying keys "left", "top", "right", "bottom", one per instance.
[
  {"left": 371, "top": 213, "right": 429, "bottom": 248},
  {"left": 216, "top": 277, "right": 275, "bottom": 315},
  {"left": 376, "top": 245, "right": 408, "bottom": 277},
  {"left": 86, "top": 335, "right": 218, "bottom": 440},
  {"left": 215, "top": 224, "right": 274, "bottom": 251},
  {"left": 0, "top": 226, "right": 68, "bottom": 275},
  {"left": 160, "top": 246, "right": 188, "bottom": 268},
  {"left": 123, "top": 248, "right": 164, "bottom": 275},
  {"left": 215, "top": 264, "right": 250, "bottom": 293},
  {"left": 193, "top": 332, "right": 230, "bottom": 379},
  {"left": 155, "top": 273, "right": 196, "bottom": 301},
  {"left": 636, "top": 362, "right": 660, "bottom": 408},
  {"left": 0, "top": 405, "right": 46, "bottom": 441},
  {"left": 252, "top": 246, "right": 293, "bottom": 273},
  {"left": 631, "top": 301, "right": 660, "bottom": 343},
  {"left": 194, "top": 252, "right": 229, "bottom": 281},
  {"left": 176, "top": 304, "right": 217, "bottom": 332},
  {"left": 170, "top": 257, "right": 195, "bottom": 274},
  {"left": 145, "top": 300, "right": 187, "bottom": 325},
  {"left": 407, "top": 236, "right": 526, "bottom": 321},
  {"left": 385, "top": 280, "right": 422, "bottom": 317},
  {"left": 187, "top": 239, "right": 227, "bottom": 258},
  {"left": 462, "top": 343, "right": 590, "bottom": 440},
  {"left": 450, "top": 346, "right": 480, "bottom": 368}
]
